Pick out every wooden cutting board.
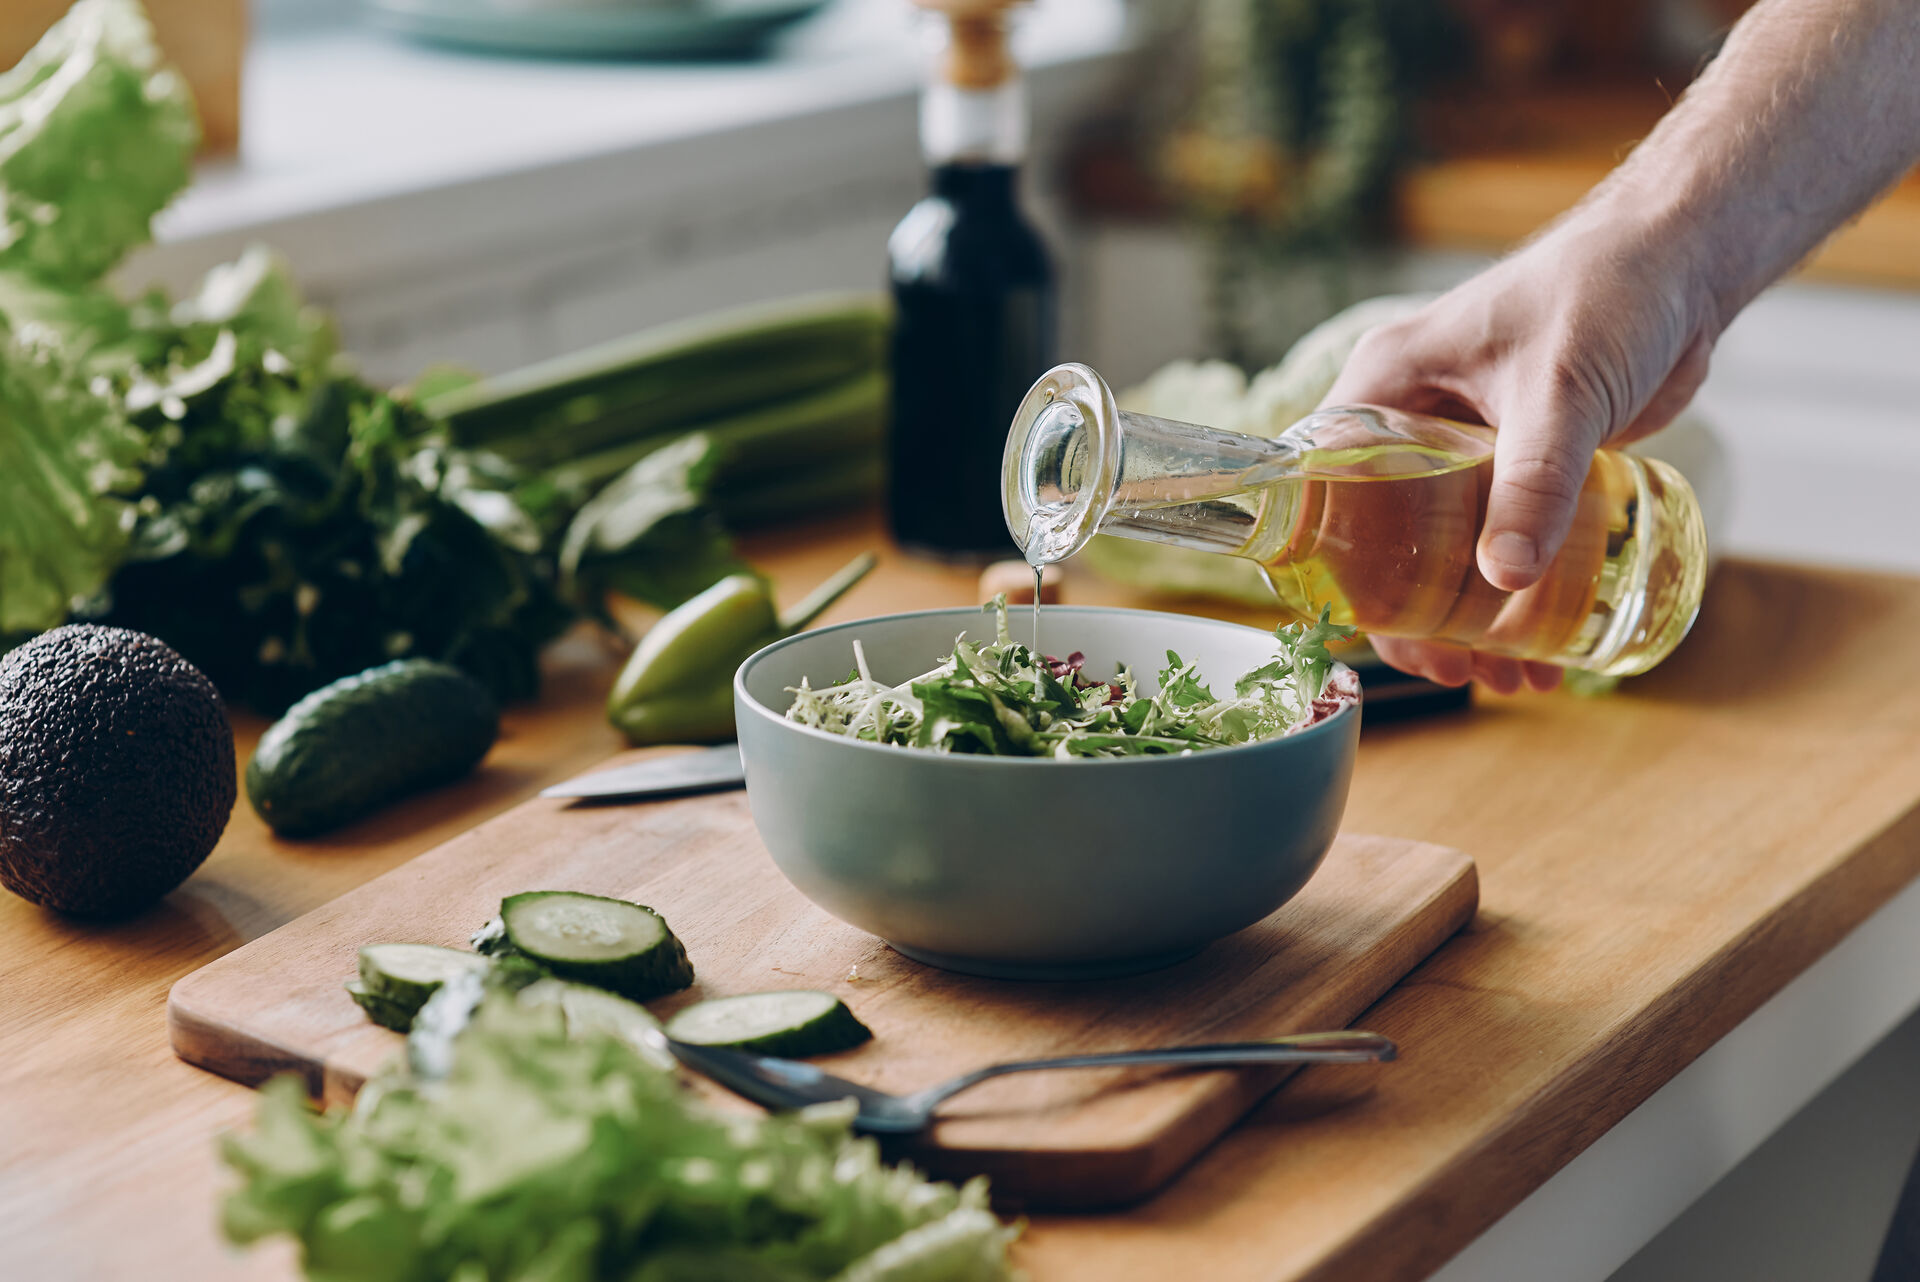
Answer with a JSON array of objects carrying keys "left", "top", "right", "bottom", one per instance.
[{"left": 169, "top": 765, "right": 1476, "bottom": 1207}]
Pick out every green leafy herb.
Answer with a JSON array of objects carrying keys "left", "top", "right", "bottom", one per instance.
[
  {"left": 220, "top": 987, "right": 1019, "bottom": 1282},
  {"left": 9, "top": 240, "right": 734, "bottom": 712},
  {"left": 784, "top": 598, "right": 1356, "bottom": 759},
  {"left": 64, "top": 252, "right": 557, "bottom": 709}
]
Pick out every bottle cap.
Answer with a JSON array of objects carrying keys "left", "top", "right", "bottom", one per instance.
[{"left": 914, "top": 0, "right": 1021, "bottom": 90}]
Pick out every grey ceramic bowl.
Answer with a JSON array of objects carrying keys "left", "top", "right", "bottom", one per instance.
[{"left": 733, "top": 606, "right": 1359, "bottom": 980}]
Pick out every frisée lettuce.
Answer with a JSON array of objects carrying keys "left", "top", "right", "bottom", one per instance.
[
  {"left": 221, "top": 985, "right": 1019, "bottom": 1282},
  {"left": 784, "top": 599, "right": 1357, "bottom": 759}
]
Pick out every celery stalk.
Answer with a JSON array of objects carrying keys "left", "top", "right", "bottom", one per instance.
[
  {"left": 429, "top": 292, "right": 888, "bottom": 465},
  {"left": 713, "top": 454, "right": 884, "bottom": 528},
  {"left": 547, "top": 368, "right": 885, "bottom": 496}
]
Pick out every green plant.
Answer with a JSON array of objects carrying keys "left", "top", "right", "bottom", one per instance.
[{"left": 1136, "top": 0, "right": 1463, "bottom": 364}]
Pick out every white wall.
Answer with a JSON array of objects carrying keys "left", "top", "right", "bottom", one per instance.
[
  {"left": 131, "top": 0, "right": 1118, "bottom": 386},
  {"left": 1604, "top": 1003, "right": 1920, "bottom": 1282}
]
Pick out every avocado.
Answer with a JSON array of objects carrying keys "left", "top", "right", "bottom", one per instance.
[{"left": 0, "top": 625, "right": 236, "bottom": 916}]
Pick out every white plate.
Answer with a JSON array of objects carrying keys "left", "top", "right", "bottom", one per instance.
[{"left": 364, "top": 0, "right": 830, "bottom": 58}]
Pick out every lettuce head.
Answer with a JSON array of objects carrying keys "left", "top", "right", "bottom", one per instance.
[
  {"left": 0, "top": 319, "right": 142, "bottom": 640},
  {"left": 0, "top": 0, "right": 199, "bottom": 286}
]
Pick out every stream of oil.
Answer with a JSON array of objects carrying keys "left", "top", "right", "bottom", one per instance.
[{"left": 1032, "top": 566, "right": 1043, "bottom": 654}]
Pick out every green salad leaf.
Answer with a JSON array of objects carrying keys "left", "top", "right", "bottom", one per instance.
[
  {"left": 74, "top": 249, "right": 559, "bottom": 709},
  {"left": 0, "top": 0, "right": 198, "bottom": 285},
  {"left": 784, "top": 599, "right": 1357, "bottom": 759},
  {"left": 221, "top": 987, "right": 1019, "bottom": 1282},
  {"left": 0, "top": 319, "right": 143, "bottom": 641},
  {"left": 0, "top": 268, "right": 135, "bottom": 368}
]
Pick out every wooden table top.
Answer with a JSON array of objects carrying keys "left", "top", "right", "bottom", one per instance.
[{"left": 8, "top": 508, "right": 1920, "bottom": 1282}]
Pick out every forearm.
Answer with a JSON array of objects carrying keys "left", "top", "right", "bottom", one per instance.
[{"left": 1570, "top": 0, "right": 1920, "bottom": 331}]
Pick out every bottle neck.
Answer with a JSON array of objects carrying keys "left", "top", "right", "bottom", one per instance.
[
  {"left": 1005, "top": 364, "right": 1303, "bottom": 567},
  {"left": 921, "top": 79, "right": 1028, "bottom": 167},
  {"left": 929, "top": 161, "right": 1022, "bottom": 206}
]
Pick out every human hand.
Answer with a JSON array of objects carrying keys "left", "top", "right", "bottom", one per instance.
[{"left": 1319, "top": 217, "right": 1719, "bottom": 693}]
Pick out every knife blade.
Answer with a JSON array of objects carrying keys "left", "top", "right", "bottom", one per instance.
[{"left": 541, "top": 743, "right": 745, "bottom": 801}]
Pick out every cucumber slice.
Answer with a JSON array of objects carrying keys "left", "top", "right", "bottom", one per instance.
[
  {"left": 498, "top": 891, "right": 694, "bottom": 1002},
  {"left": 516, "top": 978, "right": 676, "bottom": 1072},
  {"left": 664, "top": 990, "right": 872, "bottom": 1058},
  {"left": 348, "top": 944, "right": 490, "bottom": 1031},
  {"left": 356, "top": 944, "right": 490, "bottom": 1010},
  {"left": 344, "top": 979, "right": 417, "bottom": 1032},
  {"left": 485, "top": 952, "right": 551, "bottom": 993}
]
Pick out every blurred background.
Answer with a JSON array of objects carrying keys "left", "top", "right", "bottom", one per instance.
[
  {"left": 4, "top": 2, "right": 1919, "bottom": 1278},
  {"left": 3, "top": 0, "right": 1915, "bottom": 578}
]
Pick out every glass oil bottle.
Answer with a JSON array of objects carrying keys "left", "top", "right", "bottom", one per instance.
[{"left": 1003, "top": 363, "right": 1708, "bottom": 676}]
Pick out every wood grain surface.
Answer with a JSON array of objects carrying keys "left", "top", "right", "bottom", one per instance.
[
  {"left": 9, "top": 509, "right": 1920, "bottom": 1282},
  {"left": 168, "top": 803, "right": 1476, "bottom": 1208}
]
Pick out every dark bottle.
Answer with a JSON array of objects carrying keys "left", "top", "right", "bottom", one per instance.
[{"left": 886, "top": 5, "right": 1056, "bottom": 560}]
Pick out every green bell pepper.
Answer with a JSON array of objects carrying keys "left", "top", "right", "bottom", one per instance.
[{"left": 608, "top": 552, "right": 876, "bottom": 745}]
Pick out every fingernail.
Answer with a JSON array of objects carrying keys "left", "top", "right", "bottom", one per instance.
[{"left": 1486, "top": 530, "right": 1538, "bottom": 573}]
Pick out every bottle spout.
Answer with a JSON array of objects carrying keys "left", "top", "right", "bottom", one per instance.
[
  {"left": 1001, "top": 363, "right": 1119, "bottom": 566},
  {"left": 1001, "top": 363, "right": 1296, "bottom": 567}
]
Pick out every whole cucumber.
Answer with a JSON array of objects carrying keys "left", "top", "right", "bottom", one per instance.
[{"left": 247, "top": 660, "right": 499, "bottom": 837}]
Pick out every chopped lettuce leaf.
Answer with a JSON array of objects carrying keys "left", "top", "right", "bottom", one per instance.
[
  {"left": 829, "top": 1210, "right": 1018, "bottom": 1282},
  {"left": 0, "top": 0, "right": 199, "bottom": 285},
  {"left": 220, "top": 987, "right": 1019, "bottom": 1282}
]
